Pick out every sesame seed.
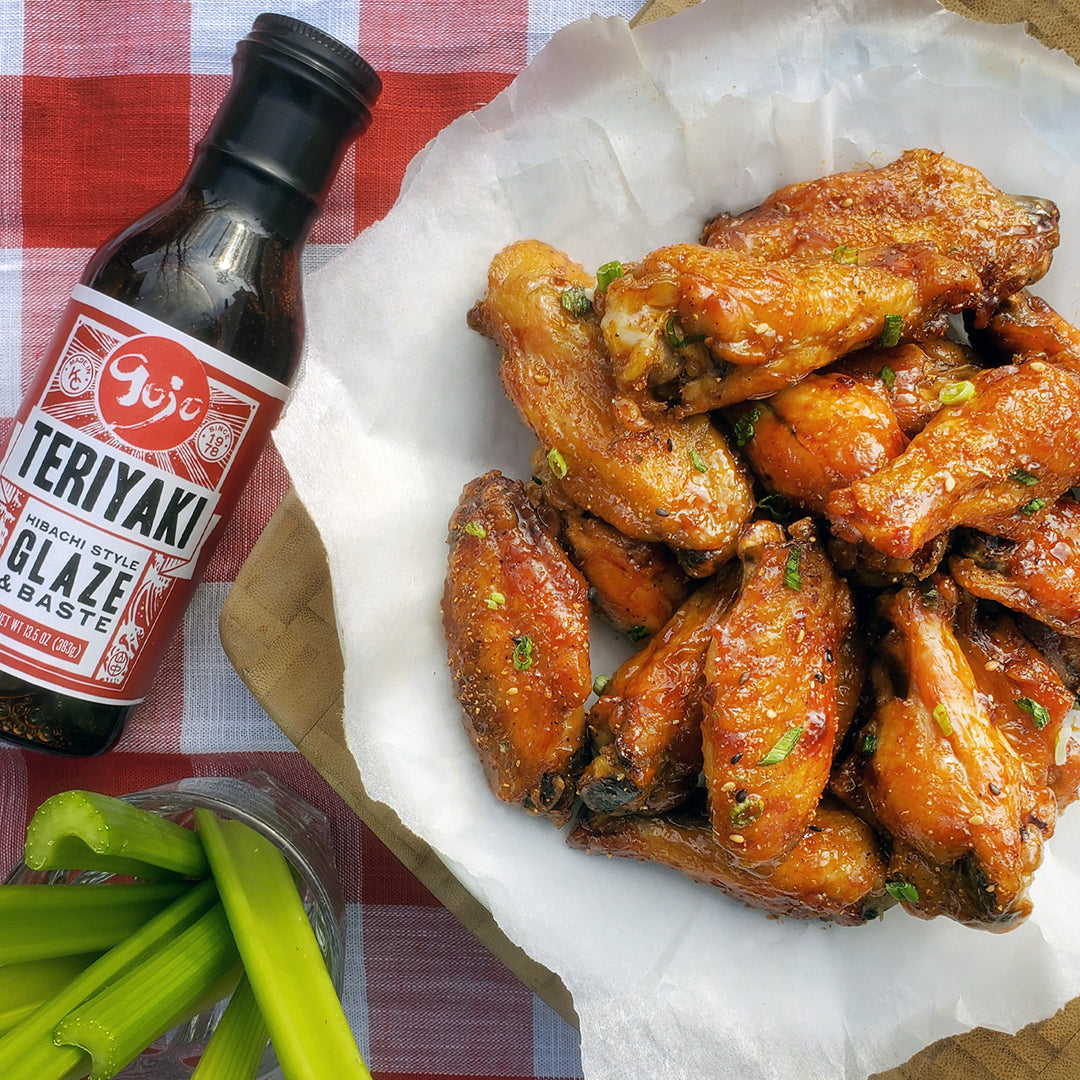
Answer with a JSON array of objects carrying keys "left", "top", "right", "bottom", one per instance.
[
  {"left": 968, "top": 814, "right": 985, "bottom": 826},
  {"left": 533, "top": 372, "right": 550, "bottom": 385},
  {"left": 729, "top": 834, "right": 745, "bottom": 844},
  {"left": 655, "top": 507, "right": 669, "bottom": 517},
  {"left": 984, "top": 660, "right": 1001, "bottom": 672},
  {"left": 765, "top": 708, "right": 778, "bottom": 720},
  {"left": 988, "top": 782, "right": 1001, "bottom": 796},
  {"left": 1029, "top": 360, "right": 1047, "bottom": 373},
  {"left": 943, "top": 472, "right": 956, "bottom": 492},
  {"left": 730, "top": 752, "right": 743, "bottom": 764},
  {"left": 753, "top": 321, "right": 771, "bottom": 335},
  {"left": 507, "top": 687, "right": 518, "bottom": 695},
  {"left": 841, "top": 198, "right": 854, "bottom": 208},
  {"left": 735, "top": 788, "right": 748, "bottom": 803},
  {"left": 795, "top": 628, "right": 806, "bottom": 643},
  {"left": 721, "top": 781, "right": 737, "bottom": 793}
]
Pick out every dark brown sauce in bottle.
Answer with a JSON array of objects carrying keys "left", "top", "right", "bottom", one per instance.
[{"left": 0, "top": 14, "right": 380, "bottom": 754}]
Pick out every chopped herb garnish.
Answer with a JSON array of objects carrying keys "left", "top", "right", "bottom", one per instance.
[
  {"left": 886, "top": 880, "right": 919, "bottom": 903},
  {"left": 783, "top": 547, "right": 802, "bottom": 591},
  {"left": 757, "top": 493, "right": 795, "bottom": 523},
  {"left": 485, "top": 591, "right": 506, "bottom": 610},
  {"left": 547, "top": 447, "right": 568, "bottom": 479},
  {"left": 689, "top": 448, "right": 708, "bottom": 473},
  {"left": 559, "top": 285, "right": 592, "bottom": 317},
  {"left": 499, "top": 740, "right": 510, "bottom": 754},
  {"left": 832, "top": 244, "right": 859, "bottom": 264},
  {"left": 1015, "top": 696, "right": 1052, "bottom": 730},
  {"left": 463, "top": 521, "right": 486, "bottom": 538},
  {"left": 595, "top": 260, "right": 624, "bottom": 291},
  {"left": 1021, "top": 497, "right": 1047, "bottom": 516},
  {"left": 664, "top": 316, "right": 706, "bottom": 348},
  {"left": 512, "top": 635, "right": 535, "bottom": 671},
  {"left": 938, "top": 380, "right": 976, "bottom": 405},
  {"left": 729, "top": 793, "right": 764, "bottom": 827},
  {"left": 919, "top": 580, "right": 939, "bottom": 608},
  {"left": 1008, "top": 468, "right": 1040, "bottom": 486},
  {"left": 860, "top": 733, "right": 878, "bottom": 756},
  {"left": 879, "top": 313, "right": 903, "bottom": 347},
  {"left": 933, "top": 703, "right": 953, "bottom": 735},
  {"left": 879, "top": 365, "right": 896, "bottom": 390},
  {"left": 627, "top": 625, "right": 649, "bottom": 643},
  {"left": 733, "top": 407, "right": 762, "bottom": 448},
  {"left": 592, "top": 675, "right": 611, "bottom": 697},
  {"left": 758, "top": 727, "right": 803, "bottom": 766}
]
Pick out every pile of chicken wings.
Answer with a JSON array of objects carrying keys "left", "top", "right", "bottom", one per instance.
[{"left": 443, "top": 150, "right": 1080, "bottom": 930}]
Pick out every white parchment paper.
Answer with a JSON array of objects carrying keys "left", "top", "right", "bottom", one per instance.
[{"left": 275, "top": 1, "right": 1080, "bottom": 1076}]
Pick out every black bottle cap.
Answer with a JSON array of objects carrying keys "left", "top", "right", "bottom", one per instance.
[{"left": 196, "top": 13, "right": 383, "bottom": 210}]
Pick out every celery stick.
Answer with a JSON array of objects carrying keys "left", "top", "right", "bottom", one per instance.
[
  {"left": 54, "top": 903, "right": 241, "bottom": 1080},
  {"left": 0, "top": 877, "right": 217, "bottom": 1080},
  {"left": 194, "top": 809, "right": 370, "bottom": 1080},
  {"left": 25, "top": 790, "right": 209, "bottom": 880},
  {"left": 0, "top": 882, "right": 188, "bottom": 963},
  {"left": 191, "top": 974, "right": 268, "bottom": 1080},
  {"left": 0, "top": 954, "right": 101, "bottom": 1034}
]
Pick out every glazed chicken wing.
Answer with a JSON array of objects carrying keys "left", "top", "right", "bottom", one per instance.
[
  {"left": 832, "top": 582, "right": 1045, "bottom": 929},
  {"left": 950, "top": 497, "right": 1080, "bottom": 638},
  {"left": 600, "top": 242, "right": 980, "bottom": 413},
  {"left": 730, "top": 371, "right": 908, "bottom": 515},
  {"left": 827, "top": 359, "right": 1080, "bottom": 559},
  {"left": 702, "top": 149, "right": 1059, "bottom": 323},
  {"left": 977, "top": 288, "right": 1080, "bottom": 370},
  {"left": 701, "top": 519, "right": 856, "bottom": 869},
  {"left": 442, "top": 471, "right": 591, "bottom": 819},
  {"left": 567, "top": 796, "right": 888, "bottom": 926},
  {"left": 579, "top": 570, "right": 740, "bottom": 816},
  {"left": 468, "top": 239, "right": 754, "bottom": 557}
]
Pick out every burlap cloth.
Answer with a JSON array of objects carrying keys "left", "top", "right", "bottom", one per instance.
[{"left": 219, "top": 1, "right": 1080, "bottom": 1074}]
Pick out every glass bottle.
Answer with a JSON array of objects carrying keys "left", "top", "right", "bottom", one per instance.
[{"left": 0, "top": 14, "right": 381, "bottom": 755}]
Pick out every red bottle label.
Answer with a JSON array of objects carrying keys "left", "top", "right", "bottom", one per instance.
[{"left": 0, "top": 286, "right": 288, "bottom": 704}]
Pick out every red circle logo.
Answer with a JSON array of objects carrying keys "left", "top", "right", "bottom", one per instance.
[{"left": 97, "top": 335, "right": 210, "bottom": 452}]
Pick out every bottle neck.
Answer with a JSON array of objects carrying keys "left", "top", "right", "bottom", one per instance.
[{"left": 183, "top": 145, "right": 317, "bottom": 246}]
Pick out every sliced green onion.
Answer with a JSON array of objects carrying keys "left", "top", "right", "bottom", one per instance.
[
  {"left": 758, "top": 727, "right": 803, "bottom": 766},
  {"left": 595, "top": 261, "right": 624, "bottom": 291},
  {"left": 729, "top": 793, "right": 764, "bottom": 827},
  {"left": 937, "top": 380, "right": 976, "bottom": 405},
  {"left": 879, "top": 365, "right": 896, "bottom": 390},
  {"left": 626, "top": 625, "right": 649, "bottom": 643},
  {"left": 194, "top": 811, "right": 373, "bottom": 1080},
  {"left": 733, "top": 406, "right": 762, "bottom": 448},
  {"left": 933, "top": 703, "right": 953, "bottom": 735},
  {"left": 1021, "top": 497, "right": 1047, "bottom": 516},
  {"left": 757, "top": 493, "right": 795, "bottom": 523},
  {"left": 512, "top": 635, "right": 535, "bottom": 670},
  {"left": 783, "top": 547, "right": 802, "bottom": 591},
  {"left": 463, "top": 521, "right": 486, "bottom": 539},
  {"left": 0, "top": 954, "right": 101, "bottom": 1035},
  {"left": 689, "top": 448, "right": 708, "bottom": 473},
  {"left": 546, "top": 447, "right": 568, "bottom": 479},
  {"left": 25, "top": 790, "right": 209, "bottom": 880},
  {"left": 886, "top": 879, "right": 919, "bottom": 903},
  {"left": 485, "top": 592, "right": 505, "bottom": 610},
  {"left": 665, "top": 315, "right": 686, "bottom": 348},
  {"left": 1008, "top": 468, "right": 1040, "bottom": 486},
  {"left": 1015, "top": 696, "right": 1052, "bottom": 730},
  {"left": 190, "top": 974, "right": 268, "bottom": 1080},
  {"left": 879, "top": 313, "right": 903, "bottom": 347},
  {"left": 592, "top": 675, "right": 611, "bottom": 696},
  {"left": 832, "top": 244, "right": 859, "bottom": 264},
  {"left": 860, "top": 733, "right": 878, "bottom": 756},
  {"left": 559, "top": 286, "right": 592, "bottom": 317},
  {"left": 0, "top": 882, "right": 188, "bottom": 964},
  {"left": 0, "top": 877, "right": 218, "bottom": 1080},
  {"left": 54, "top": 904, "right": 241, "bottom": 1080}
]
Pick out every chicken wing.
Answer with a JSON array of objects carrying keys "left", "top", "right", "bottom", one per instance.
[
  {"left": 827, "top": 359, "right": 1080, "bottom": 559},
  {"left": 730, "top": 371, "right": 908, "bottom": 515},
  {"left": 702, "top": 149, "right": 1059, "bottom": 323},
  {"left": 955, "top": 602, "right": 1080, "bottom": 809},
  {"left": 468, "top": 240, "right": 755, "bottom": 557},
  {"left": 579, "top": 571, "right": 740, "bottom": 816},
  {"left": 528, "top": 451, "right": 692, "bottom": 638},
  {"left": 442, "top": 471, "right": 591, "bottom": 819},
  {"left": 600, "top": 242, "right": 981, "bottom": 413},
  {"left": 701, "top": 519, "right": 856, "bottom": 869},
  {"left": 567, "top": 796, "right": 888, "bottom": 926},
  {"left": 977, "top": 288, "right": 1080, "bottom": 370},
  {"left": 950, "top": 497, "right": 1080, "bottom": 637},
  {"left": 832, "top": 581, "right": 1045, "bottom": 929}
]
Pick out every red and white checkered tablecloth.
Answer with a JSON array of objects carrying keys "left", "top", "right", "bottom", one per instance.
[{"left": 0, "top": 2, "right": 642, "bottom": 1077}]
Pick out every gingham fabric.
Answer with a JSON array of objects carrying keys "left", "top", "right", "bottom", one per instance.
[{"left": 0, "top": 2, "right": 642, "bottom": 1077}]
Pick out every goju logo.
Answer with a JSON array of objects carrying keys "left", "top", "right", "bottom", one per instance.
[{"left": 96, "top": 335, "right": 210, "bottom": 452}]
